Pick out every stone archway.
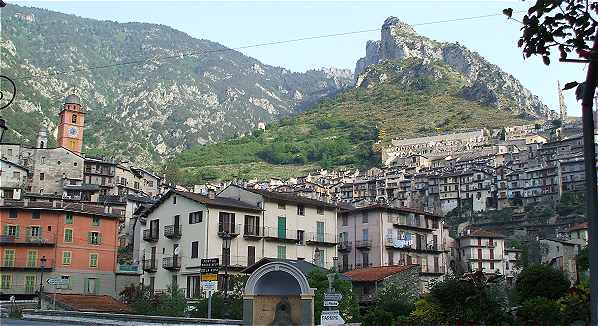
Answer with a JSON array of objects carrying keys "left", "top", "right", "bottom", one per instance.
[{"left": 243, "top": 262, "right": 315, "bottom": 326}]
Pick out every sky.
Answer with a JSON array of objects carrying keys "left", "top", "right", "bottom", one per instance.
[{"left": 12, "top": 1, "right": 589, "bottom": 116}]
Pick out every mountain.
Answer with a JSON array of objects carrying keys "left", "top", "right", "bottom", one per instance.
[
  {"left": 0, "top": 5, "right": 352, "bottom": 165},
  {"left": 355, "top": 17, "right": 556, "bottom": 119}
]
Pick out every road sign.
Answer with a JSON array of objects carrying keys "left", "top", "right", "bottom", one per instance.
[
  {"left": 46, "top": 278, "right": 68, "bottom": 286},
  {"left": 321, "top": 310, "right": 345, "bottom": 325},
  {"left": 201, "top": 280, "right": 217, "bottom": 292},
  {"left": 201, "top": 274, "right": 218, "bottom": 281},
  {"left": 324, "top": 292, "right": 343, "bottom": 301},
  {"left": 323, "top": 300, "right": 339, "bottom": 307},
  {"left": 200, "top": 258, "right": 219, "bottom": 274}
]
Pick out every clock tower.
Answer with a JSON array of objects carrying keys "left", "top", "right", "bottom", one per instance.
[{"left": 57, "top": 94, "right": 85, "bottom": 154}]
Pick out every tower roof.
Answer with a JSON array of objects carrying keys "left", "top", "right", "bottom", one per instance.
[{"left": 64, "top": 94, "right": 80, "bottom": 105}]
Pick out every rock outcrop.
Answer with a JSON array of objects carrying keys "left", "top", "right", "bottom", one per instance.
[{"left": 354, "top": 17, "right": 555, "bottom": 119}]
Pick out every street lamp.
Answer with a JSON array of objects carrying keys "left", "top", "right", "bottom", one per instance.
[
  {"left": 221, "top": 231, "right": 232, "bottom": 319},
  {"left": 313, "top": 247, "right": 322, "bottom": 267},
  {"left": 0, "top": 117, "right": 7, "bottom": 143},
  {"left": 38, "top": 256, "right": 46, "bottom": 310}
]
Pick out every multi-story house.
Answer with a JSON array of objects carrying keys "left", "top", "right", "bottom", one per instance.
[
  {"left": 115, "top": 164, "right": 161, "bottom": 198},
  {"left": 337, "top": 204, "right": 449, "bottom": 288},
  {"left": 84, "top": 157, "right": 117, "bottom": 197},
  {"left": 568, "top": 222, "right": 588, "bottom": 247},
  {"left": 456, "top": 228, "right": 505, "bottom": 274},
  {"left": 503, "top": 247, "right": 521, "bottom": 287},
  {"left": 559, "top": 155, "right": 586, "bottom": 193},
  {"left": 0, "top": 199, "right": 122, "bottom": 299},
  {"left": 137, "top": 187, "right": 338, "bottom": 297},
  {"left": 539, "top": 238, "right": 578, "bottom": 284},
  {"left": 0, "top": 158, "right": 27, "bottom": 200}
]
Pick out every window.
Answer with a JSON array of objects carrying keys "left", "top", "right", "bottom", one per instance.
[
  {"left": 278, "top": 202, "right": 286, "bottom": 209},
  {"left": 218, "top": 212, "right": 236, "bottom": 233},
  {"left": 30, "top": 226, "right": 41, "bottom": 238},
  {"left": 64, "top": 229, "right": 73, "bottom": 243},
  {"left": 362, "top": 252, "right": 369, "bottom": 267},
  {"left": 72, "top": 114, "right": 77, "bottom": 123},
  {"left": 61, "top": 275, "right": 71, "bottom": 289},
  {"left": 25, "top": 275, "right": 36, "bottom": 293},
  {"left": 7, "top": 149, "right": 12, "bottom": 156},
  {"left": 0, "top": 274, "right": 12, "bottom": 289},
  {"left": 134, "top": 181, "right": 140, "bottom": 190},
  {"left": 12, "top": 171, "right": 20, "bottom": 179},
  {"left": 342, "top": 214, "right": 348, "bottom": 226},
  {"left": 89, "top": 254, "right": 98, "bottom": 268},
  {"left": 362, "top": 228, "right": 369, "bottom": 241},
  {"left": 92, "top": 216, "right": 100, "bottom": 226},
  {"left": 63, "top": 251, "right": 72, "bottom": 265},
  {"left": 65, "top": 212, "right": 73, "bottom": 224},
  {"left": 88, "top": 231, "right": 101, "bottom": 245},
  {"left": 3, "top": 249, "right": 15, "bottom": 267},
  {"left": 5, "top": 225, "right": 19, "bottom": 238},
  {"left": 85, "top": 278, "right": 98, "bottom": 294},
  {"left": 173, "top": 196, "right": 177, "bottom": 204},
  {"left": 32, "top": 211, "right": 40, "bottom": 219},
  {"left": 317, "top": 207, "right": 324, "bottom": 215},
  {"left": 277, "top": 246, "right": 286, "bottom": 259},
  {"left": 297, "top": 230, "right": 305, "bottom": 245},
  {"left": 362, "top": 212, "right": 368, "bottom": 223},
  {"left": 297, "top": 204, "right": 305, "bottom": 216},
  {"left": 191, "top": 241, "right": 199, "bottom": 259},
  {"left": 41, "top": 157, "right": 45, "bottom": 164},
  {"left": 39, "top": 173, "right": 45, "bottom": 181},
  {"left": 189, "top": 211, "right": 203, "bottom": 224},
  {"left": 8, "top": 209, "right": 17, "bottom": 219},
  {"left": 27, "top": 250, "right": 37, "bottom": 268}
]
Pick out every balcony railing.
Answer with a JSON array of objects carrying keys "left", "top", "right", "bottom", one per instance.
[
  {"left": 218, "top": 255, "right": 252, "bottom": 269},
  {"left": 162, "top": 256, "right": 181, "bottom": 270},
  {"left": 218, "top": 223, "right": 241, "bottom": 238},
  {"left": 338, "top": 241, "right": 352, "bottom": 252},
  {"left": 0, "top": 257, "right": 54, "bottom": 271},
  {"left": 243, "top": 224, "right": 262, "bottom": 239},
  {"left": 420, "top": 265, "right": 446, "bottom": 275},
  {"left": 143, "top": 229, "right": 159, "bottom": 242},
  {"left": 164, "top": 225, "right": 182, "bottom": 239},
  {"left": 142, "top": 259, "right": 157, "bottom": 272},
  {"left": 355, "top": 240, "right": 372, "bottom": 250},
  {"left": 0, "top": 234, "right": 56, "bottom": 246},
  {"left": 306, "top": 232, "right": 337, "bottom": 246},
  {"left": 263, "top": 227, "right": 298, "bottom": 243},
  {"left": 385, "top": 237, "right": 441, "bottom": 253}
]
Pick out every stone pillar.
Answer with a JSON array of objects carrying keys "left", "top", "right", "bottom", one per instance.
[
  {"left": 300, "top": 293, "right": 315, "bottom": 326},
  {"left": 242, "top": 294, "right": 254, "bottom": 326}
]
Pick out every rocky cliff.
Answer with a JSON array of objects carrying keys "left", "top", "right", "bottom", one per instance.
[
  {"left": 1, "top": 5, "right": 352, "bottom": 166},
  {"left": 355, "top": 17, "right": 555, "bottom": 119}
]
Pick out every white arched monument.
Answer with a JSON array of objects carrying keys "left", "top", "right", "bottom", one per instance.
[{"left": 243, "top": 261, "right": 315, "bottom": 326}]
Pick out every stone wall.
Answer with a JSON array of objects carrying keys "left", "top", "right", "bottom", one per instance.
[{"left": 252, "top": 295, "right": 302, "bottom": 326}]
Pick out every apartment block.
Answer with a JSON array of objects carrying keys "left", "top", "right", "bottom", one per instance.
[
  {"left": 456, "top": 229, "right": 505, "bottom": 274},
  {"left": 0, "top": 199, "right": 122, "bottom": 299}
]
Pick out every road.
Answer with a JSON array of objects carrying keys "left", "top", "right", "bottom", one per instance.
[{"left": 1, "top": 318, "right": 89, "bottom": 326}]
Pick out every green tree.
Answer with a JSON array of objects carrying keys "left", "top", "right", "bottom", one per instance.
[
  {"left": 515, "top": 264, "right": 570, "bottom": 303},
  {"left": 307, "top": 268, "right": 360, "bottom": 323},
  {"left": 361, "top": 308, "right": 395, "bottom": 326},
  {"left": 374, "top": 275, "right": 420, "bottom": 318},
  {"left": 558, "top": 280, "right": 591, "bottom": 325},
  {"left": 517, "top": 297, "right": 561, "bottom": 326},
  {"left": 190, "top": 274, "right": 247, "bottom": 319},
  {"left": 409, "top": 298, "right": 445, "bottom": 326}
]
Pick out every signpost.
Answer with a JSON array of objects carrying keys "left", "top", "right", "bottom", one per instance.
[
  {"left": 47, "top": 278, "right": 69, "bottom": 310},
  {"left": 200, "top": 258, "right": 219, "bottom": 319},
  {"left": 321, "top": 273, "right": 345, "bottom": 325}
]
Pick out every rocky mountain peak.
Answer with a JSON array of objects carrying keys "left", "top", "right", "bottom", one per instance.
[{"left": 355, "top": 17, "right": 557, "bottom": 120}]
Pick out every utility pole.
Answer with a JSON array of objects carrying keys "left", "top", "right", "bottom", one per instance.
[{"left": 580, "top": 32, "right": 598, "bottom": 326}]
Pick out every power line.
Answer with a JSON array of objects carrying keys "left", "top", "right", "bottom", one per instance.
[{"left": 15, "top": 11, "right": 524, "bottom": 82}]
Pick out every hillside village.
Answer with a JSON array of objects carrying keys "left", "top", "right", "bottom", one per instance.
[{"left": 0, "top": 92, "right": 590, "bottom": 322}]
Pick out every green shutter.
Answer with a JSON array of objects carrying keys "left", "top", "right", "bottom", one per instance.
[
  {"left": 25, "top": 227, "right": 31, "bottom": 238},
  {"left": 95, "top": 279, "right": 100, "bottom": 294},
  {"left": 87, "top": 232, "right": 91, "bottom": 244},
  {"left": 14, "top": 225, "right": 19, "bottom": 238},
  {"left": 3, "top": 225, "right": 7, "bottom": 236},
  {"left": 84, "top": 278, "right": 89, "bottom": 294},
  {"left": 98, "top": 233, "right": 102, "bottom": 245}
]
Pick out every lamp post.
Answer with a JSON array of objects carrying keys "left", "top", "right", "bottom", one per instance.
[
  {"left": 0, "top": 117, "right": 7, "bottom": 143},
  {"left": 222, "top": 231, "right": 232, "bottom": 319},
  {"left": 313, "top": 247, "right": 322, "bottom": 267},
  {"left": 38, "top": 256, "right": 46, "bottom": 310}
]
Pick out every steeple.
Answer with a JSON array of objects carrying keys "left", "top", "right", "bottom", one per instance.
[
  {"left": 558, "top": 81, "right": 567, "bottom": 122},
  {"left": 36, "top": 125, "right": 48, "bottom": 148}
]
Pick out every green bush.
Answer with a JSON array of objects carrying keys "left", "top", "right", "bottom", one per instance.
[
  {"left": 515, "top": 264, "right": 570, "bottom": 303},
  {"left": 517, "top": 297, "right": 560, "bottom": 326}
]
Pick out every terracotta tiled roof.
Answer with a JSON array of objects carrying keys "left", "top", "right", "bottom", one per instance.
[
  {"left": 343, "top": 265, "right": 418, "bottom": 282},
  {"left": 242, "top": 187, "right": 338, "bottom": 209},
  {"left": 51, "top": 294, "right": 131, "bottom": 313},
  {"left": 569, "top": 222, "right": 588, "bottom": 232}
]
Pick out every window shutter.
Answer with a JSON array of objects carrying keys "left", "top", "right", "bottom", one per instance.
[
  {"left": 15, "top": 225, "right": 19, "bottom": 238},
  {"left": 26, "top": 227, "right": 31, "bottom": 238},
  {"left": 95, "top": 279, "right": 100, "bottom": 294},
  {"left": 3, "top": 225, "right": 7, "bottom": 236},
  {"left": 84, "top": 279, "right": 89, "bottom": 294},
  {"left": 87, "top": 232, "right": 92, "bottom": 244},
  {"left": 98, "top": 233, "right": 102, "bottom": 245}
]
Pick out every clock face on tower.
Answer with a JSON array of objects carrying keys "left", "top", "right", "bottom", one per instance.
[{"left": 67, "top": 126, "right": 78, "bottom": 137}]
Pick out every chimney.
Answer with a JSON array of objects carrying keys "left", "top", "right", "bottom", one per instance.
[
  {"left": 24, "top": 198, "right": 29, "bottom": 207},
  {"left": 207, "top": 188, "right": 216, "bottom": 200}
]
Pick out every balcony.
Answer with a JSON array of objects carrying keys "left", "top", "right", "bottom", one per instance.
[
  {"left": 143, "top": 229, "right": 159, "bottom": 242},
  {"left": 243, "top": 224, "right": 263, "bottom": 240},
  {"left": 218, "top": 255, "right": 252, "bottom": 270},
  {"left": 388, "top": 216, "right": 433, "bottom": 232},
  {"left": 142, "top": 259, "right": 157, "bottom": 272},
  {"left": 0, "top": 234, "right": 56, "bottom": 247},
  {"left": 420, "top": 265, "right": 446, "bottom": 275},
  {"left": 263, "top": 227, "right": 298, "bottom": 244},
  {"left": 217, "top": 223, "right": 241, "bottom": 238},
  {"left": 355, "top": 240, "right": 372, "bottom": 250},
  {"left": 305, "top": 232, "right": 337, "bottom": 246},
  {"left": 338, "top": 241, "right": 352, "bottom": 252},
  {"left": 164, "top": 224, "right": 182, "bottom": 239},
  {"left": 162, "top": 256, "right": 181, "bottom": 271},
  {"left": 0, "top": 257, "right": 54, "bottom": 271},
  {"left": 385, "top": 238, "right": 442, "bottom": 254}
]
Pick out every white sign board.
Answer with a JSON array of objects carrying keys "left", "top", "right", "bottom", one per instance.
[
  {"left": 321, "top": 310, "right": 345, "bottom": 325},
  {"left": 324, "top": 292, "right": 343, "bottom": 301},
  {"left": 201, "top": 280, "right": 217, "bottom": 292},
  {"left": 47, "top": 278, "right": 69, "bottom": 286},
  {"left": 323, "top": 300, "right": 339, "bottom": 307}
]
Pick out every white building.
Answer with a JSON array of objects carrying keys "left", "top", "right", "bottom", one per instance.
[{"left": 456, "top": 228, "right": 505, "bottom": 275}]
